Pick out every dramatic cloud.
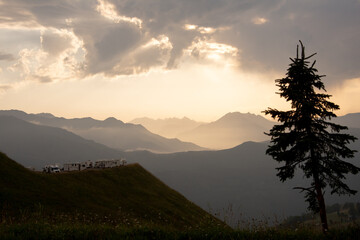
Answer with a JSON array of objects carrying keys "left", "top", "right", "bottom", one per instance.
[{"left": 0, "top": 0, "right": 359, "bottom": 86}]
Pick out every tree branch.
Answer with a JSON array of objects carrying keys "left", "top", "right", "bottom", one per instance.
[{"left": 293, "top": 186, "right": 316, "bottom": 194}]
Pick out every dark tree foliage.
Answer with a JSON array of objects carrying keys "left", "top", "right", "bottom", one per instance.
[{"left": 264, "top": 41, "right": 359, "bottom": 233}]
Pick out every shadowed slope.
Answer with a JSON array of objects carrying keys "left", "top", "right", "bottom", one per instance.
[
  {"left": 123, "top": 138, "right": 360, "bottom": 223},
  {"left": 0, "top": 152, "right": 222, "bottom": 229}
]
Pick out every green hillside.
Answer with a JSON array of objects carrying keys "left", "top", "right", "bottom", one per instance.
[{"left": 0, "top": 152, "right": 221, "bottom": 230}]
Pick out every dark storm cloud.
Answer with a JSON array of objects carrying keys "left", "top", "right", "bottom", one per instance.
[{"left": 0, "top": 0, "right": 359, "bottom": 84}]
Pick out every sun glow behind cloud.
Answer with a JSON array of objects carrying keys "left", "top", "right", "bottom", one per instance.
[
  {"left": 252, "top": 17, "right": 268, "bottom": 25},
  {"left": 184, "top": 24, "right": 216, "bottom": 34},
  {"left": 5, "top": 28, "right": 85, "bottom": 84},
  {"left": 96, "top": 0, "right": 143, "bottom": 27},
  {"left": 185, "top": 39, "right": 239, "bottom": 68}
]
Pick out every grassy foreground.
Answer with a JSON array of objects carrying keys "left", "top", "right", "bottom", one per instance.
[
  {"left": 1, "top": 152, "right": 359, "bottom": 239},
  {"left": 1, "top": 222, "right": 359, "bottom": 240}
]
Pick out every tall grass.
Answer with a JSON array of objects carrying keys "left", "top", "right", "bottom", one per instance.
[
  {"left": 1, "top": 222, "right": 359, "bottom": 240},
  {"left": 1, "top": 207, "right": 359, "bottom": 240}
]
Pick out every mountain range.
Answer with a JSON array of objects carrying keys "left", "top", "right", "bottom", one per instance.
[
  {"left": 0, "top": 110, "right": 277, "bottom": 152},
  {"left": 1, "top": 109, "right": 359, "bottom": 222},
  {"left": 131, "top": 112, "right": 360, "bottom": 150},
  {"left": 0, "top": 110, "right": 205, "bottom": 153},
  {"left": 131, "top": 112, "right": 275, "bottom": 149},
  {"left": 177, "top": 112, "right": 274, "bottom": 149}
]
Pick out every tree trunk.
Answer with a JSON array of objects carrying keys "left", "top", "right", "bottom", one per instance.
[
  {"left": 309, "top": 135, "right": 329, "bottom": 234},
  {"left": 314, "top": 177, "right": 328, "bottom": 233}
]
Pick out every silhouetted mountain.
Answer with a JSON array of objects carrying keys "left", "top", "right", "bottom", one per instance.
[
  {"left": 0, "top": 115, "right": 122, "bottom": 169},
  {"left": 124, "top": 129, "right": 360, "bottom": 222},
  {"left": 334, "top": 113, "right": 360, "bottom": 128},
  {"left": 0, "top": 110, "right": 205, "bottom": 153},
  {"left": 130, "top": 117, "right": 204, "bottom": 138},
  {"left": 177, "top": 112, "right": 274, "bottom": 149}
]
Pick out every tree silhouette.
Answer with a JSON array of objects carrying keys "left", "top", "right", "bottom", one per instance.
[{"left": 264, "top": 41, "right": 359, "bottom": 233}]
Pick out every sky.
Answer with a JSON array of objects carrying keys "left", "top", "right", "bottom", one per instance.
[{"left": 0, "top": 0, "right": 360, "bottom": 122}]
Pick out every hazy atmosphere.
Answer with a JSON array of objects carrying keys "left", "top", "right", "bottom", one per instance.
[
  {"left": 1, "top": 0, "right": 360, "bottom": 121},
  {"left": 1, "top": 1, "right": 360, "bottom": 237}
]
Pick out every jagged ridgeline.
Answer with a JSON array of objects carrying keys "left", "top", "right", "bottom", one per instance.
[{"left": 0, "top": 152, "right": 222, "bottom": 230}]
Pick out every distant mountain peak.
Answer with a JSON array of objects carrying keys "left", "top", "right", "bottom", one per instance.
[
  {"left": 217, "top": 112, "right": 264, "bottom": 123},
  {"left": 177, "top": 111, "right": 274, "bottom": 149},
  {"left": 0, "top": 109, "right": 27, "bottom": 116},
  {"left": 224, "top": 111, "right": 257, "bottom": 117},
  {"left": 105, "top": 117, "right": 118, "bottom": 121},
  {"left": 104, "top": 117, "right": 124, "bottom": 125},
  {"left": 333, "top": 112, "right": 360, "bottom": 129},
  {"left": 35, "top": 113, "right": 55, "bottom": 118},
  {"left": 342, "top": 112, "right": 360, "bottom": 117}
]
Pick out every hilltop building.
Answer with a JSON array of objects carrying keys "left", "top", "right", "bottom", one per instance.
[
  {"left": 43, "top": 164, "right": 61, "bottom": 173},
  {"left": 94, "top": 159, "right": 126, "bottom": 168},
  {"left": 43, "top": 159, "right": 126, "bottom": 173},
  {"left": 63, "top": 160, "right": 93, "bottom": 171}
]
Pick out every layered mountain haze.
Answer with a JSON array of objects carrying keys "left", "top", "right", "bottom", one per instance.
[
  {"left": 70, "top": 124, "right": 205, "bottom": 153},
  {"left": 130, "top": 117, "right": 204, "bottom": 139},
  {"left": 1, "top": 110, "right": 359, "bottom": 222},
  {"left": 0, "top": 115, "right": 122, "bottom": 169},
  {"left": 177, "top": 112, "right": 274, "bottom": 149},
  {"left": 0, "top": 110, "right": 205, "bottom": 153}
]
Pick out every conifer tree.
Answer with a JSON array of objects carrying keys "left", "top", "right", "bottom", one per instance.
[{"left": 264, "top": 41, "right": 359, "bottom": 233}]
